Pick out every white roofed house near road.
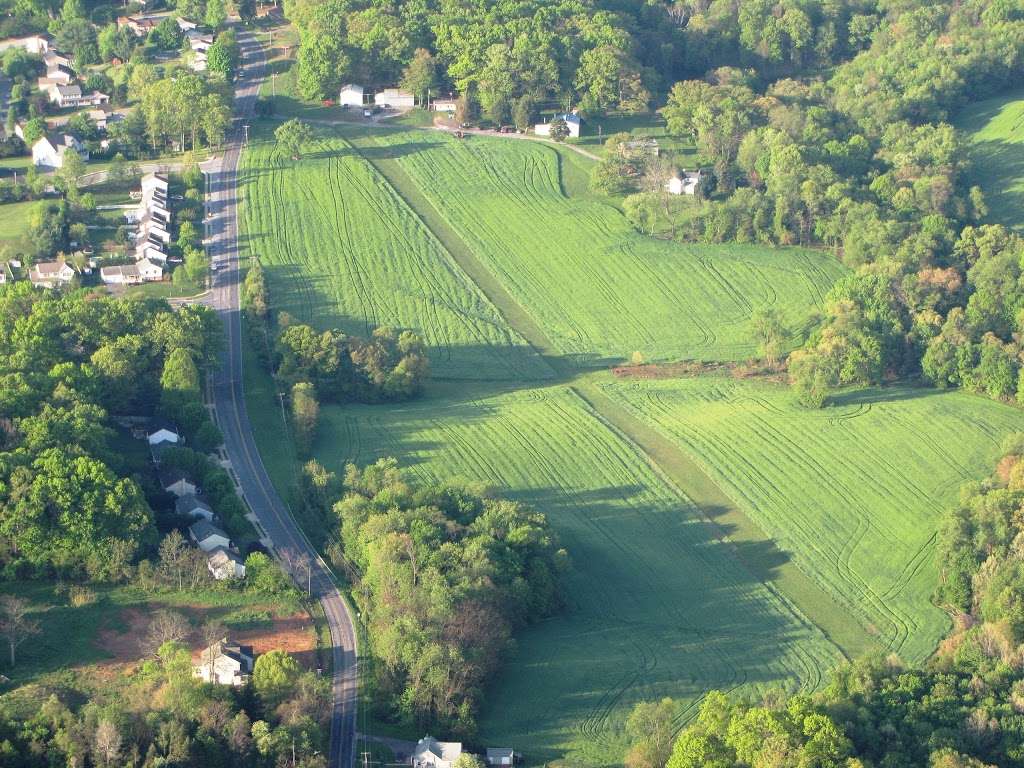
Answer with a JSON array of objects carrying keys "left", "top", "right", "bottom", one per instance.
[
  {"left": 193, "top": 639, "right": 254, "bottom": 685},
  {"left": 412, "top": 737, "right": 463, "bottom": 768},
  {"left": 534, "top": 112, "right": 582, "bottom": 138},
  {"left": 207, "top": 546, "right": 246, "bottom": 579}
]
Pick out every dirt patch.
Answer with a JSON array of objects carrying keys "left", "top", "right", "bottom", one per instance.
[
  {"left": 94, "top": 604, "right": 319, "bottom": 673},
  {"left": 612, "top": 359, "right": 788, "bottom": 383}
]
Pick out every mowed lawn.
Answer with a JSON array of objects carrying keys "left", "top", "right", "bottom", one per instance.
[
  {"left": 312, "top": 383, "right": 842, "bottom": 763},
  {"left": 959, "top": 88, "right": 1024, "bottom": 231},
  {"left": 358, "top": 129, "right": 847, "bottom": 365},
  {"left": 0, "top": 199, "right": 35, "bottom": 251},
  {"left": 597, "top": 376, "right": 1024, "bottom": 662},
  {"left": 238, "top": 128, "right": 552, "bottom": 381}
]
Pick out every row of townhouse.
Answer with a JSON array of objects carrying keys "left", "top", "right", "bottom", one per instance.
[{"left": 101, "top": 172, "right": 173, "bottom": 284}]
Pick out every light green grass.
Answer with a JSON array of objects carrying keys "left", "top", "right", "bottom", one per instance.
[
  {"left": 959, "top": 88, "right": 1024, "bottom": 230},
  {"left": 596, "top": 375, "right": 1024, "bottom": 662},
  {"left": 0, "top": 199, "right": 35, "bottom": 248},
  {"left": 356, "top": 129, "right": 847, "bottom": 365},
  {"left": 238, "top": 126, "right": 552, "bottom": 381},
  {"left": 314, "top": 383, "right": 842, "bottom": 763}
]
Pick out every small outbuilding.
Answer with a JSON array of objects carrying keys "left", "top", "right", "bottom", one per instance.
[
  {"left": 486, "top": 749, "right": 514, "bottom": 766},
  {"left": 339, "top": 83, "right": 370, "bottom": 107}
]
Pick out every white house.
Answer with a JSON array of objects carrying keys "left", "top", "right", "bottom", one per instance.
[
  {"left": 43, "top": 50, "right": 72, "bottom": 69},
  {"left": 486, "top": 749, "right": 514, "bottom": 766},
  {"left": 147, "top": 423, "right": 180, "bottom": 446},
  {"left": 32, "top": 133, "right": 88, "bottom": 168},
  {"left": 160, "top": 466, "right": 197, "bottom": 497},
  {"left": 176, "top": 494, "right": 214, "bottom": 521},
  {"left": 189, "top": 520, "right": 231, "bottom": 553},
  {"left": 374, "top": 88, "right": 415, "bottom": 108},
  {"left": 193, "top": 639, "right": 254, "bottom": 685},
  {"left": 207, "top": 547, "right": 246, "bottom": 580},
  {"left": 28, "top": 260, "right": 76, "bottom": 287},
  {"left": 339, "top": 83, "right": 368, "bottom": 107},
  {"left": 666, "top": 169, "right": 703, "bottom": 196},
  {"left": 0, "top": 34, "right": 51, "bottom": 55},
  {"left": 431, "top": 97, "right": 458, "bottom": 113},
  {"left": 535, "top": 113, "right": 582, "bottom": 138},
  {"left": 176, "top": 17, "right": 198, "bottom": 31},
  {"left": 412, "top": 737, "right": 463, "bottom": 768},
  {"left": 100, "top": 263, "right": 143, "bottom": 285}
]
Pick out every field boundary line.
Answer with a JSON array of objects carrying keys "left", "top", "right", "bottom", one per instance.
[
  {"left": 570, "top": 381, "right": 879, "bottom": 661},
  {"left": 345, "top": 133, "right": 563, "bottom": 368}
]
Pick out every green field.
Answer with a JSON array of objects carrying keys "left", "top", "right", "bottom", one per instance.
[
  {"left": 238, "top": 112, "right": 1024, "bottom": 763},
  {"left": 0, "top": 199, "right": 35, "bottom": 251},
  {"left": 959, "top": 88, "right": 1024, "bottom": 230},
  {"left": 239, "top": 127, "right": 552, "bottom": 380},
  {"left": 359, "top": 129, "right": 846, "bottom": 364},
  {"left": 313, "top": 383, "right": 841, "bottom": 763},
  {"left": 596, "top": 376, "right": 1024, "bottom": 661}
]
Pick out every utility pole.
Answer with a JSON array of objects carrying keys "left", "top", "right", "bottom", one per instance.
[
  {"left": 243, "top": 123, "right": 250, "bottom": 143},
  {"left": 362, "top": 751, "right": 372, "bottom": 768}
]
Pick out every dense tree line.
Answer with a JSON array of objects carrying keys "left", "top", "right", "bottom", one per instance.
[
  {"left": 312, "top": 458, "right": 567, "bottom": 736},
  {"left": 623, "top": 436, "right": 1024, "bottom": 768},
  {"left": 0, "top": 286, "right": 221, "bottom": 579},
  {"left": 618, "top": 1, "right": 1024, "bottom": 406},
  {"left": 0, "top": 638, "right": 328, "bottom": 768}
]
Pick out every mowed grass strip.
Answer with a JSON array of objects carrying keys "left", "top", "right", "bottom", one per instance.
[
  {"left": 356, "top": 129, "right": 847, "bottom": 366},
  {"left": 238, "top": 126, "right": 552, "bottom": 381},
  {"left": 311, "top": 382, "right": 842, "bottom": 762},
  {"left": 597, "top": 376, "right": 1024, "bottom": 662},
  {"left": 959, "top": 88, "right": 1024, "bottom": 231}
]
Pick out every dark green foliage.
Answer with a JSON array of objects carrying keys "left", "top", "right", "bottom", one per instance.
[
  {"left": 275, "top": 323, "right": 429, "bottom": 404},
  {"left": 328, "top": 459, "right": 566, "bottom": 735}
]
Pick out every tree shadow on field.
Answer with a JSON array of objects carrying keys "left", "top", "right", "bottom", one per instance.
[
  {"left": 827, "top": 385, "right": 944, "bottom": 408},
  {"left": 349, "top": 141, "right": 437, "bottom": 161},
  {"left": 967, "top": 138, "right": 1024, "bottom": 230}
]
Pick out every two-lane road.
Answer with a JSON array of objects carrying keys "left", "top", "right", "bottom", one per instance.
[{"left": 204, "top": 29, "right": 358, "bottom": 768}]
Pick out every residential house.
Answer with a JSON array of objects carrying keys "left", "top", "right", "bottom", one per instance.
[
  {"left": 38, "top": 66, "right": 73, "bottom": 87},
  {"left": 42, "top": 50, "right": 72, "bottom": 69},
  {"left": 431, "top": 97, "right": 458, "bottom": 113},
  {"left": 177, "top": 17, "right": 198, "bottom": 31},
  {"left": 189, "top": 35, "right": 214, "bottom": 54},
  {"left": 666, "top": 169, "right": 703, "bottom": 196},
  {"left": 0, "top": 262, "right": 13, "bottom": 284},
  {"left": 100, "top": 263, "right": 143, "bottom": 285},
  {"left": 159, "top": 466, "right": 197, "bottom": 497},
  {"left": 117, "top": 15, "right": 161, "bottom": 36},
  {"left": 86, "top": 107, "right": 125, "bottom": 131},
  {"left": 412, "top": 737, "right": 463, "bottom": 768},
  {"left": 535, "top": 112, "right": 582, "bottom": 138},
  {"left": 176, "top": 494, "right": 214, "bottom": 521},
  {"left": 28, "top": 260, "right": 76, "bottom": 287},
  {"left": 193, "top": 639, "right": 254, "bottom": 685},
  {"left": 486, "top": 749, "right": 514, "bottom": 767},
  {"left": 339, "top": 84, "right": 369, "bottom": 107},
  {"left": 100, "top": 258, "right": 162, "bottom": 285},
  {"left": 32, "top": 133, "right": 88, "bottom": 168},
  {"left": 147, "top": 422, "right": 180, "bottom": 446},
  {"left": 207, "top": 547, "right": 246, "bottom": 580},
  {"left": 189, "top": 520, "right": 231, "bottom": 553},
  {"left": 374, "top": 88, "right": 415, "bottom": 108},
  {"left": 0, "top": 34, "right": 51, "bottom": 55}
]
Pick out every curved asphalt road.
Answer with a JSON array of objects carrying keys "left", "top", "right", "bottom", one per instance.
[{"left": 204, "top": 28, "right": 358, "bottom": 768}]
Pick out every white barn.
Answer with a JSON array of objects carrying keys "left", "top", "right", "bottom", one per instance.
[{"left": 535, "top": 112, "right": 582, "bottom": 138}]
